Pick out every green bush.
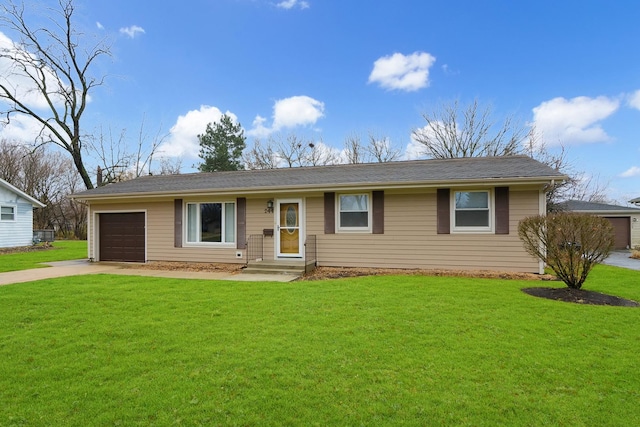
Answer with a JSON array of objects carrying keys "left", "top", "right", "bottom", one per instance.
[{"left": 518, "top": 213, "right": 614, "bottom": 289}]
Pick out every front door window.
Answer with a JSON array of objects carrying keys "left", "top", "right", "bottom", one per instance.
[{"left": 277, "top": 201, "right": 302, "bottom": 257}]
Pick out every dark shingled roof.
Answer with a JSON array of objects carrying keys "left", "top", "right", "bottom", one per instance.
[
  {"left": 560, "top": 200, "right": 640, "bottom": 213},
  {"left": 74, "top": 156, "right": 566, "bottom": 199}
]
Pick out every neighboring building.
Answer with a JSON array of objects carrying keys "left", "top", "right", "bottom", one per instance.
[
  {"left": 0, "top": 178, "right": 46, "bottom": 248},
  {"left": 72, "top": 156, "right": 566, "bottom": 274},
  {"left": 560, "top": 200, "right": 640, "bottom": 250},
  {"left": 630, "top": 197, "right": 640, "bottom": 206}
]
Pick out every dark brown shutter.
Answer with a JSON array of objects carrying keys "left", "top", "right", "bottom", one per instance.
[
  {"left": 236, "top": 197, "right": 247, "bottom": 249},
  {"left": 437, "top": 189, "right": 450, "bottom": 234},
  {"left": 372, "top": 190, "right": 384, "bottom": 234},
  {"left": 174, "top": 199, "right": 182, "bottom": 248},
  {"left": 324, "top": 192, "right": 335, "bottom": 234},
  {"left": 495, "top": 187, "right": 509, "bottom": 235}
]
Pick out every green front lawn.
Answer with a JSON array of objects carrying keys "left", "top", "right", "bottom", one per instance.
[
  {"left": 0, "top": 240, "right": 87, "bottom": 272},
  {"left": 1, "top": 265, "right": 639, "bottom": 425}
]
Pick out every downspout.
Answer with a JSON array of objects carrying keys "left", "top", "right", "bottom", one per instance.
[{"left": 537, "top": 179, "right": 555, "bottom": 274}]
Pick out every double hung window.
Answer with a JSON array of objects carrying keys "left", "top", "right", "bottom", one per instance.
[
  {"left": 0, "top": 206, "right": 15, "bottom": 221},
  {"left": 338, "top": 194, "right": 370, "bottom": 231},
  {"left": 186, "top": 202, "right": 235, "bottom": 244},
  {"left": 453, "top": 191, "right": 491, "bottom": 231}
]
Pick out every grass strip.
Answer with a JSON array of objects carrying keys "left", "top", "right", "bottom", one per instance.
[{"left": 0, "top": 240, "right": 87, "bottom": 272}]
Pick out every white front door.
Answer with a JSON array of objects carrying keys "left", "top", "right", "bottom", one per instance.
[{"left": 276, "top": 199, "right": 303, "bottom": 258}]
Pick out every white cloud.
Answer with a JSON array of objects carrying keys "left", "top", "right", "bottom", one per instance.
[
  {"left": 0, "top": 113, "right": 53, "bottom": 143},
  {"left": 403, "top": 121, "right": 451, "bottom": 159},
  {"left": 531, "top": 96, "right": 619, "bottom": 145},
  {"left": 157, "top": 106, "right": 237, "bottom": 159},
  {"left": 0, "top": 31, "right": 72, "bottom": 112},
  {"left": 627, "top": 90, "right": 640, "bottom": 110},
  {"left": 276, "top": 0, "right": 310, "bottom": 9},
  {"left": 368, "top": 52, "right": 436, "bottom": 92},
  {"left": 272, "top": 96, "right": 324, "bottom": 129},
  {"left": 620, "top": 166, "right": 640, "bottom": 178},
  {"left": 119, "top": 25, "right": 145, "bottom": 39},
  {"left": 247, "top": 95, "right": 325, "bottom": 137},
  {"left": 96, "top": 22, "right": 104, "bottom": 30}
]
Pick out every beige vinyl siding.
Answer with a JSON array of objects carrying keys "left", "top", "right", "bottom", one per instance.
[
  {"left": 245, "top": 197, "right": 277, "bottom": 260},
  {"left": 89, "top": 200, "right": 243, "bottom": 264},
  {"left": 633, "top": 214, "right": 640, "bottom": 248},
  {"left": 88, "top": 186, "right": 543, "bottom": 272},
  {"left": 307, "top": 189, "right": 541, "bottom": 273}
]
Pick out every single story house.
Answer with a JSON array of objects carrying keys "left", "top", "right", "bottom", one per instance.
[
  {"left": 72, "top": 156, "right": 566, "bottom": 274},
  {"left": 0, "top": 178, "right": 46, "bottom": 248},
  {"left": 560, "top": 199, "right": 640, "bottom": 250}
]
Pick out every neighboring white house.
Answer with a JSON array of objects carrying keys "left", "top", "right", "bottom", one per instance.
[{"left": 0, "top": 178, "right": 46, "bottom": 248}]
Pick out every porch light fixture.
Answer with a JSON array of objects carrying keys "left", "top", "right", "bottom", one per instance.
[{"left": 265, "top": 199, "right": 274, "bottom": 213}]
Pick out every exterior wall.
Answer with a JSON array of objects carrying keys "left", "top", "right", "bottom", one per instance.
[
  {"left": 576, "top": 212, "right": 640, "bottom": 250},
  {"left": 599, "top": 213, "right": 640, "bottom": 249},
  {"left": 0, "top": 186, "right": 35, "bottom": 248},
  {"left": 246, "top": 197, "right": 278, "bottom": 261},
  {"left": 87, "top": 186, "right": 543, "bottom": 272},
  {"left": 306, "top": 188, "right": 541, "bottom": 273},
  {"left": 89, "top": 197, "right": 280, "bottom": 264},
  {"left": 633, "top": 214, "right": 640, "bottom": 248}
]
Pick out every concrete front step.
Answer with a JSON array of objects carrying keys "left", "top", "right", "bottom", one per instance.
[
  {"left": 242, "top": 260, "right": 316, "bottom": 275},
  {"left": 242, "top": 268, "right": 302, "bottom": 276}
]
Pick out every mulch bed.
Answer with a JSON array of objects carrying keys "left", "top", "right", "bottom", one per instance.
[
  {"left": 302, "top": 266, "right": 556, "bottom": 281},
  {"left": 522, "top": 287, "right": 639, "bottom": 307},
  {"left": 120, "top": 261, "right": 243, "bottom": 273}
]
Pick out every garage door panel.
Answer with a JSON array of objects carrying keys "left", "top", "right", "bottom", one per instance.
[
  {"left": 99, "top": 212, "right": 145, "bottom": 262},
  {"left": 604, "top": 217, "right": 630, "bottom": 250}
]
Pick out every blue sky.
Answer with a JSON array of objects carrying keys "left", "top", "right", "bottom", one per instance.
[{"left": 1, "top": 0, "right": 639, "bottom": 203}]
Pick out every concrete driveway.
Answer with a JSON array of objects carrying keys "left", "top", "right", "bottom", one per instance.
[
  {"left": 601, "top": 251, "right": 640, "bottom": 271},
  {"left": 0, "top": 259, "right": 299, "bottom": 286}
]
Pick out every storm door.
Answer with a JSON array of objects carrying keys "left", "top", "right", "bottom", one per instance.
[{"left": 276, "top": 199, "right": 303, "bottom": 258}]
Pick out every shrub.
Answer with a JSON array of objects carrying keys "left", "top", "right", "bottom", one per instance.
[{"left": 518, "top": 213, "right": 614, "bottom": 289}]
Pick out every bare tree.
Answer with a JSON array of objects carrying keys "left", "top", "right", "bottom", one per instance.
[
  {"left": 86, "top": 118, "right": 168, "bottom": 184},
  {"left": 306, "top": 139, "right": 340, "bottom": 166},
  {"left": 0, "top": 0, "right": 110, "bottom": 189},
  {"left": 0, "top": 139, "right": 24, "bottom": 182},
  {"left": 523, "top": 129, "right": 610, "bottom": 210},
  {"left": 343, "top": 133, "right": 367, "bottom": 164},
  {"left": 519, "top": 213, "right": 614, "bottom": 289},
  {"left": 157, "top": 156, "right": 183, "bottom": 175},
  {"left": 243, "top": 139, "right": 279, "bottom": 170},
  {"left": 343, "top": 132, "right": 401, "bottom": 164},
  {"left": 272, "top": 133, "right": 311, "bottom": 168},
  {"left": 0, "top": 140, "right": 86, "bottom": 238},
  {"left": 412, "top": 99, "right": 523, "bottom": 159},
  {"left": 367, "top": 133, "right": 401, "bottom": 162}
]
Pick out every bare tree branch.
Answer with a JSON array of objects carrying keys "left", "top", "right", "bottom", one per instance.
[
  {"left": 412, "top": 99, "right": 523, "bottom": 159},
  {"left": 0, "top": 0, "right": 111, "bottom": 189}
]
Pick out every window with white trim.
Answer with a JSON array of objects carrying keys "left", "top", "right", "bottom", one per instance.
[
  {"left": 0, "top": 205, "right": 16, "bottom": 221},
  {"left": 453, "top": 191, "right": 491, "bottom": 231},
  {"left": 338, "top": 193, "right": 370, "bottom": 231},
  {"left": 186, "top": 202, "right": 235, "bottom": 244}
]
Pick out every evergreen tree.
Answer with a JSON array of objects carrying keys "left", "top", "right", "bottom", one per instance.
[{"left": 198, "top": 115, "right": 246, "bottom": 172}]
